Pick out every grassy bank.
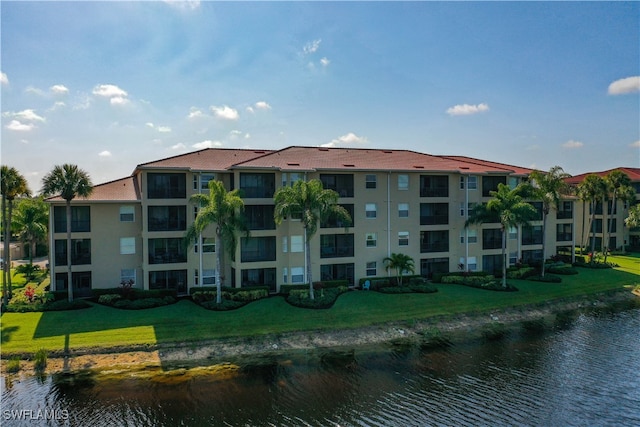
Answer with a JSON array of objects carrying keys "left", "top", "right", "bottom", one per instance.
[{"left": 1, "top": 254, "right": 638, "bottom": 355}]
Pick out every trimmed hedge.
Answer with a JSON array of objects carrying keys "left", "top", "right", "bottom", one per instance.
[
  {"left": 286, "top": 286, "right": 348, "bottom": 309},
  {"left": 188, "top": 285, "right": 270, "bottom": 295},
  {"left": 92, "top": 287, "right": 177, "bottom": 299},
  {"left": 191, "top": 288, "right": 268, "bottom": 303},
  {"left": 527, "top": 275, "right": 562, "bottom": 283},
  {"left": 280, "top": 280, "right": 349, "bottom": 295},
  {"left": 432, "top": 271, "right": 490, "bottom": 283},
  {"left": 378, "top": 284, "right": 438, "bottom": 294},
  {"left": 357, "top": 275, "right": 422, "bottom": 288}
]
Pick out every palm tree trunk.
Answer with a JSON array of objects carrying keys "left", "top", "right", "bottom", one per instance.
[
  {"left": 604, "top": 196, "right": 615, "bottom": 263},
  {"left": 589, "top": 201, "right": 597, "bottom": 263},
  {"left": 541, "top": 211, "right": 547, "bottom": 277},
  {"left": 66, "top": 201, "right": 74, "bottom": 302},
  {"left": 501, "top": 228, "right": 507, "bottom": 288},
  {"left": 215, "top": 231, "right": 222, "bottom": 304},
  {"left": 305, "top": 228, "right": 314, "bottom": 300},
  {"left": 2, "top": 195, "right": 8, "bottom": 306},
  {"left": 6, "top": 199, "right": 14, "bottom": 299},
  {"left": 580, "top": 200, "right": 587, "bottom": 252}
]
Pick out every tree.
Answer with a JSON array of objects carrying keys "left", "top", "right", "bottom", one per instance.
[
  {"left": 465, "top": 183, "right": 537, "bottom": 288},
  {"left": 577, "top": 174, "right": 607, "bottom": 262},
  {"left": 1, "top": 166, "right": 31, "bottom": 304},
  {"left": 526, "top": 166, "right": 571, "bottom": 277},
  {"left": 274, "top": 179, "right": 352, "bottom": 300},
  {"left": 603, "top": 170, "right": 633, "bottom": 260},
  {"left": 625, "top": 204, "right": 640, "bottom": 229},
  {"left": 383, "top": 253, "right": 415, "bottom": 287},
  {"left": 13, "top": 197, "right": 48, "bottom": 266},
  {"left": 184, "top": 180, "right": 248, "bottom": 304},
  {"left": 41, "top": 164, "right": 93, "bottom": 302}
]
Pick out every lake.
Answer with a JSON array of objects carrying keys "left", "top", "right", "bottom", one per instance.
[{"left": 2, "top": 302, "right": 639, "bottom": 426}]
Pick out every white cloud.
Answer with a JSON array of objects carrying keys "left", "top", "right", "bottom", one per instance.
[
  {"left": 146, "top": 122, "right": 155, "bottom": 128},
  {"left": 0, "top": 72, "right": 8, "bottom": 85},
  {"left": 50, "top": 84, "right": 69, "bottom": 95},
  {"left": 164, "top": 0, "right": 200, "bottom": 11},
  {"left": 188, "top": 107, "right": 205, "bottom": 119},
  {"left": 446, "top": 103, "right": 490, "bottom": 116},
  {"left": 255, "top": 101, "right": 271, "bottom": 110},
  {"left": 630, "top": 140, "right": 640, "bottom": 148},
  {"left": 110, "top": 96, "right": 130, "bottom": 106},
  {"left": 48, "top": 101, "right": 66, "bottom": 111},
  {"left": 157, "top": 126, "right": 172, "bottom": 133},
  {"left": 607, "top": 76, "right": 640, "bottom": 95},
  {"left": 171, "top": 143, "right": 187, "bottom": 150},
  {"left": 303, "top": 39, "right": 322, "bottom": 55},
  {"left": 25, "top": 86, "right": 46, "bottom": 97},
  {"left": 192, "top": 140, "right": 222, "bottom": 149},
  {"left": 98, "top": 150, "right": 112, "bottom": 157},
  {"left": 5, "top": 109, "right": 46, "bottom": 122},
  {"left": 322, "top": 132, "right": 369, "bottom": 147},
  {"left": 562, "top": 140, "right": 584, "bottom": 149},
  {"left": 230, "top": 130, "right": 243, "bottom": 137},
  {"left": 211, "top": 105, "right": 239, "bottom": 120},
  {"left": 5, "top": 120, "right": 34, "bottom": 131},
  {"left": 320, "top": 57, "right": 331, "bottom": 67},
  {"left": 93, "top": 84, "right": 128, "bottom": 98}
]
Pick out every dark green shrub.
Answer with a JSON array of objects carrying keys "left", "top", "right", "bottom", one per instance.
[
  {"left": 200, "top": 299, "right": 247, "bottom": 311},
  {"left": 98, "top": 294, "right": 122, "bottom": 304},
  {"left": 44, "top": 299, "right": 91, "bottom": 311},
  {"left": 506, "top": 267, "right": 536, "bottom": 279},
  {"left": 111, "top": 297, "right": 175, "bottom": 309},
  {"left": 527, "top": 275, "right": 562, "bottom": 283},
  {"left": 379, "top": 284, "right": 438, "bottom": 294},
  {"left": 547, "top": 266, "right": 578, "bottom": 275},
  {"left": 34, "top": 348, "right": 47, "bottom": 372},
  {"left": 6, "top": 356, "right": 21, "bottom": 373},
  {"left": 286, "top": 286, "right": 347, "bottom": 309}
]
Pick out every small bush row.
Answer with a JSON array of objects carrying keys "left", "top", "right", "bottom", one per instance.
[
  {"left": 286, "top": 286, "right": 348, "bottom": 309},
  {"left": 4, "top": 287, "right": 91, "bottom": 312},
  {"left": 191, "top": 288, "right": 268, "bottom": 304},
  {"left": 378, "top": 284, "right": 438, "bottom": 294}
]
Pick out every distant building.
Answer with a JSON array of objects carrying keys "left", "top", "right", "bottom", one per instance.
[
  {"left": 45, "top": 146, "right": 589, "bottom": 297},
  {"left": 565, "top": 167, "right": 640, "bottom": 252}
]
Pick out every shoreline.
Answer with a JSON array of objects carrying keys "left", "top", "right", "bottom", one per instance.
[{"left": 3, "top": 289, "right": 639, "bottom": 378}]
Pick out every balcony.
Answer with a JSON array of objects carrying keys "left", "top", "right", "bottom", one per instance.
[
  {"left": 241, "top": 236, "right": 277, "bottom": 262},
  {"left": 320, "top": 234, "right": 354, "bottom": 258},
  {"left": 320, "top": 174, "right": 354, "bottom": 198},
  {"left": 420, "top": 230, "right": 449, "bottom": 253},
  {"left": 420, "top": 176, "right": 449, "bottom": 198}
]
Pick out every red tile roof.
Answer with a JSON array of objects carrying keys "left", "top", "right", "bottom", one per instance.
[
  {"left": 439, "top": 155, "right": 535, "bottom": 176},
  {"left": 136, "top": 148, "right": 274, "bottom": 172},
  {"left": 46, "top": 176, "right": 140, "bottom": 202},
  {"left": 564, "top": 167, "right": 640, "bottom": 185}
]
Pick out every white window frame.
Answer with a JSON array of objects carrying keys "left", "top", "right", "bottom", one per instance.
[
  {"left": 398, "top": 203, "right": 409, "bottom": 218},
  {"left": 366, "top": 232, "right": 377, "bottom": 248},
  {"left": 509, "top": 226, "right": 518, "bottom": 240},
  {"left": 398, "top": 174, "right": 409, "bottom": 190},
  {"left": 120, "top": 237, "right": 136, "bottom": 255},
  {"left": 119, "top": 206, "right": 135, "bottom": 222},
  {"left": 291, "top": 267, "right": 304, "bottom": 284},
  {"left": 366, "top": 261, "right": 377, "bottom": 276},
  {"left": 291, "top": 235, "right": 303, "bottom": 252},
  {"left": 283, "top": 267, "right": 288, "bottom": 284},
  {"left": 468, "top": 229, "right": 478, "bottom": 244},
  {"left": 282, "top": 236, "right": 288, "bottom": 253},
  {"left": 468, "top": 176, "right": 478, "bottom": 190},
  {"left": 365, "top": 203, "right": 377, "bottom": 219},
  {"left": 195, "top": 238, "right": 216, "bottom": 253},
  {"left": 398, "top": 231, "right": 409, "bottom": 246},
  {"left": 365, "top": 174, "right": 377, "bottom": 189},
  {"left": 120, "top": 269, "right": 136, "bottom": 286}
]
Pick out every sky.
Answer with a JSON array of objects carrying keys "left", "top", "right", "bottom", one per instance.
[{"left": 1, "top": 1, "right": 639, "bottom": 193}]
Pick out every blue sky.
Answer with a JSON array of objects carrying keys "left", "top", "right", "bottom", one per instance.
[{"left": 2, "top": 1, "right": 639, "bottom": 192}]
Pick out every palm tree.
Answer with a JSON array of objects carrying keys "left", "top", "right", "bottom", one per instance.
[
  {"left": 603, "top": 170, "right": 632, "bottom": 261},
  {"left": 383, "top": 253, "right": 415, "bottom": 287},
  {"left": 625, "top": 204, "right": 640, "bottom": 229},
  {"left": 577, "top": 174, "right": 607, "bottom": 262},
  {"left": 526, "top": 166, "right": 570, "bottom": 277},
  {"left": 14, "top": 197, "right": 48, "bottom": 266},
  {"left": 274, "top": 179, "right": 352, "bottom": 300},
  {"left": 465, "top": 183, "right": 537, "bottom": 288},
  {"left": 41, "top": 164, "right": 93, "bottom": 302},
  {"left": 184, "top": 180, "right": 248, "bottom": 304},
  {"left": 1, "top": 166, "right": 31, "bottom": 304}
]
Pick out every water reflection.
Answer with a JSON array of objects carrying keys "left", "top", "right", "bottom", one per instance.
[{"left": 2, "top": 306, "right": 640, "bottom": 427}]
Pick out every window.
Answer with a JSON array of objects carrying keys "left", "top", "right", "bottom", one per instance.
[
  {"left": 283, "top": 267, "right": 288, "bottom": 284},
  {"left": 148, "top": 206, "right": 187, "bottom": 231},
  {"left": 482, "top": 229, "right": 502, "bottom": 250},
  {"left": 282, "top": 236, "right": 288, "bottom": 253},
  {"left": 121, "top": 269, "right": 136, "bottom": 286},
  {"left": 241, "top": 236, "right": 277, "bottom": 262},
  {"left": 195, "top": 269, "right": 216, "bottom": 286},
  {"left": 120, "top": 237, "right": 136, "bottom": 255},
  {"left": 244, "top": 205, "right": 276, "bottom": 230},
  {"left": 365, "top": 174, "right": 377, "bottom": 189},
  {"left": 291, "top": 235, "right": 303, "bottom": 252},
  {"left": 467, "top": 257, "right": 477, "bottom": 271},
  {"left": 366, "top": 232, "right": 377, "bottom": 248},
  {"left": 420, "top": 175, "right": 448, "bottom": 197},
  {"left": 320, "top": 263, "right": 354, "bottom": 284},
  {"left": 398, "top": 203, "right": 409, "bottom": 218},
  {"left": 420, "top": 230, "right": 449, "bottom": 253},
  {"left": 321, "top": 204, "right": 354, "bottom": 228},
  {"left": 55, "top": 271, "right": 93, "bottom": 298},
  {"left": 557, "top": 201, "right": 573, "bottom": 219},
  {"left": 148, "top": 238, "right": 187, "bottom": 264},
  {"left": 282, "top": 172, "right": 303, "bottom": 187},
  {"left": 366, "top": 261, "right": 377, "bottom": 276},
  {"left": 398, "top": 231, "right": 409, "bottom": 246},
  {"left": 482, "top": 176, "right": 506, "bottom": 197},
  {"left": 147, "top": 173, "right": 186, "bottom": 199},
  {"left": 320, "top": 174, "right": 354, "bottom": 197},
  {"left": 468, "top": 176, "right": 477, "bottom": 190},
  {"left": 240, "top": 173, "right": 276, "bottom": 198},
  {"left": 420, "top": 258, "right": 449, "bottom": 278},
  {"left": 194, "top": 238, "right": 215, "bottom": 253},
  {"left": 54, "top": 206, "right": 90, "bottom": 233},
  {"left": 149, "top": 270, "right": 187, "bottom": 294},
  {"left": 468, "top": 229, "right": 478, "bottom": 244},
  {"left": 420, "top": 203, "right": 449, "bottom": 225},
  {"left": 509, "top": 252, "right": 518, "bottom": 265},
  {"left": 242, "top": 268, "right": 276, "bottom": 291},
  {"left": 194, "top": 174, "right": 215, "bottom": 191},
  {"left": 120, "top": 206, "right": 135, "bottom": 222},
  {"left": 556, "top": 223, "right": 573, "bottom": 242},
  {"left": 508, "top": 177, "right": 519, "bottom": 189},
  {"left": 365, "top": 203, "right": 377, "bottom": 219},
  {"left": 522, "top": 226, "right": 543, "bottom": 245},
  {"left": 509, "top": 226, "right": 518, "bottom": 240},
  {"left": 320, "top": 234, "right": 354, "bottom": 258},
  {"left": 54, "top": 239, "right": 91, "bottom": 266},
  {"left": 459, "top": 202, "right": 474, "bottom": 217},
  {"left": 291, "top": 267, "right": 305, "bottom": 284},
  {"left": 398, "top": 174, "right": 409, "bottom": 190}
]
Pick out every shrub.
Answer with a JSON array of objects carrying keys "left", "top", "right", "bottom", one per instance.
[
  {"left": 98, "top": 294, "right": 122, "bottom": 304},
  {"left": 33, "top": 348, "right": 47, "bottom": 372},
  {"left": 200, "top": 299, "right": 247, "bottom": 311},
  {"left": 379, "top": 284, "right": 438, "bottom": 294},
  {"left": 527, "top": 275, "right": 562, "bottom": 283},
  {"left": 6, "top": 356, "right": 21, "bottom": 373},
  {"left": 286, "top": 286, "right": 348, "bottom": 309},
  {"left": 44, "top": 299, "right": 91, "bottom": 311},
  {"left": 547, "top": 265, "right": 578, "bottom": 275},
  {"left": 111, "top": 297, "right": 176, "bottom": 309},
  {"left": 506, "top": 267, "right": 536, "bottom": 279}
]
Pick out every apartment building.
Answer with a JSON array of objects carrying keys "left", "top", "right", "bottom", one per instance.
[
  {"left": 565, "top": 167, "right": 640, "bottom": 252},
  {"left": 46, "top": 146, "right": 576, "bottom": 297}
]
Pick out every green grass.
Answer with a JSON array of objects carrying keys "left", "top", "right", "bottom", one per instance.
[{"left": 1, "top": 254, "right": 638, "bottom": 355}]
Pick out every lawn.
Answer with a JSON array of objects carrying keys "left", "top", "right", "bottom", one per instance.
[{"left": 1, "top": 254, "right": 638, "bottom": 355}]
